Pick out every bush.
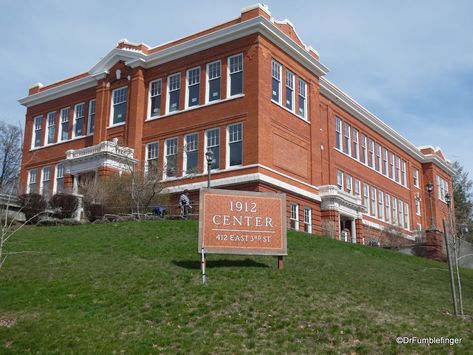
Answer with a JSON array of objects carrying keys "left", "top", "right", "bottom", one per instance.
[
  {"left": 49, "top": 194, "right": 79, "bottom": 219},
  {"left": 84, "top": 203, "right": 105, "bottom": 222},
  {"left": 18, "top": 193, "right": 47, "bottom": 224}
]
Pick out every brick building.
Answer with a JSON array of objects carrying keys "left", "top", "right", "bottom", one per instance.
[{"left": 19, "top": 4, "right": 454, "bottom": 243}]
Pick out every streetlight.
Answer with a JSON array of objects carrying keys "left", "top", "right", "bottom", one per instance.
[
  {"left": 426, "top": 181, "right": 435, "bottom": 230},
  {"left": 205, "top": 149, "right": 214, "bottom": 188}
]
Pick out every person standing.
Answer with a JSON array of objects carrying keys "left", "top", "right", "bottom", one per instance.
[{"left": 179, "top": 190, "right": 191, "bottom": 218}]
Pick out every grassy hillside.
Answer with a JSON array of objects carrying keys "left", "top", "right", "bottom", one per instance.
[{"left": 0, "top": 221, "right": 472, "bottom": 353}]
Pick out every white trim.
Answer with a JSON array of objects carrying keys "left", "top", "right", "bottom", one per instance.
[
  {"left": 182, "top": 132, "right": 199, "bottom": 176},
  {"left": 162, "top": 171, "right": 321, "bottom": 202},
  {"left": 320, "top": 78, "right": 454, "bottom": 175},
  {"left": 166, "top": 72, "right": 181, "bottom": 115},
  {"left": 109, "top": 86, "right": 128, "bottom": 127},
  {"left": 148, "top": 78, "right": 162, "bottom": 119},
  {"left": 227, "top": 53, "right": 244, "bottom": 98},
  {"left": 185, "top": 66, "right": 201, "bottom": 109},
  {"left": 226, "top": 122, "right": 243, "bottom": 169},
  {"left": 290, "top": 203, "right": 299, "bottom": 231},
  {"left": 72, "top": 102, "right": 85, "bottom": 139},
  {"left": 205, "top": 60, "right": 222, "bottom": 104},
  {"left": 204, "top": 127, "right": 220, "bottom": 173}
]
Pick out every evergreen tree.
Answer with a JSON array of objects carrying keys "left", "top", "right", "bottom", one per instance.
[{"left": 452, "top": 161, "right": 473, "bottom": 241}]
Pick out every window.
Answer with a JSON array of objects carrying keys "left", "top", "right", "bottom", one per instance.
[
  {"left": 361, "top": 134, "right": 367, "bottom": 164},
  {"left": 206, "top": 61, "right": 221, "bottom": 102},
  {"left": 343, "top": 123, "right": 351, "bottom": 155},
  {"left": 285, "top": 70, "right": 295, "bottom": 111},
  {"left": 385, "top": 194, "right": 391, "bottom": 223},
  {"left": 395, "top": 156, "right": 400, "bottom": 183},
  {"left": 354, "top": 179, "right": 361, "bottom": 197},
  {"left": 290, "top": 203, "right": 299, "bottom": 231},
  {"left": 404, "top": 203, "right": 409, "bottom": 229},
  {"left": 415, "top": 197, "right": 421, "bottom": 216},
  {"left": 111, "top": 87, "right": 128, "bottom": 125},
  {"left": 271, "top": 60, "right": 281, "bottom": 103},
  {"left": 335, "top": 117, "right": 342, "bottom": 150},
  {"left": 304, "top": 207, "right": 312, "bottom": 233},
  {"left": 375, "top": 144, "right": 381, "bottom": 172},
  {"left": 370, "top": 186, "right": 377, "bottom": 217},
  {"left": 149, "top": 79, "right": 162, "bottom": 117},
  {"left": 46, "top": 112, "right": 56, "bottom": 144},
  {"left": 227, "top": 123, "right": 242, "bottom": 167},
  {"left": 59, "top": 108, "right": 69, "bottom": 141},
  {"left": 186, "top": 67, "right": 200, "bottom": 108},
  {"left": 437, "top": 176, "right": 449, "bottom": 202},
  {"left": 352, "top": 128, "right": 359, "bottom": 160},
  {"left": 55, "top": 164, "right": 64, "bottom": 194},
  {"left": 392, "top": 197, "right": 398, "bottom": 225},
  {"left": 164, "top": 138, "right": 178, "bottom": 178},
  {"left": 382, "top": 148, "right": 388, "bottom": 176},
  {"left": 368, "top": 139, "right": 374, "bottom": 168},
  {"left": 413, "top": 168, "right": 420, "bottom": 188},
  {"left": 401, "top": 160, "right": 407, "bottom": 186},
  {"left": 378, "top": 190, "right": 384, "bottom": 220},
  {"left": 205, "top": 128, "right": 220, "bottom": 171},
  {"left": 389, "top": 152, "right": 394, "bottom": 179},
  {"left": 346, "top": 175, "right": 352, "bottom": 194},
  {"left": 298, "top": 79, "right": 307, "bottom": 118},
  {"left": 228, "top": 53, "right": 243, "bottom": 96},
  {"left": 32, "top": 115, "right": 42, "bottom": 148},
  {"left": 88, "top": 99, "right": 96, "bottom": 134},
  {"left": 399, "top": 200, "right": 404, "bottom": 228},
  {"left": 184, "top": 133, "right": 199, "bottom": 175},
  {"left": 363, "top": 183, "right": 369, "bottom": 210},
  {"left": 167, "top": 73, "right": 180, "bottom": 113},
  {"left": 337, "top": 170, "right": 344, "bottom": 190},
  {"left": 146, "top": 142, "right": 159, "bottom": 177},
  {"left": 28, "top": 169, "right": 37, "bottom": 193},
  {"left": 73, "top": 103, "right": 84, "bottom": 137},
  {"left": 41, "top": 166, "right": 51, "bottom": 199}
]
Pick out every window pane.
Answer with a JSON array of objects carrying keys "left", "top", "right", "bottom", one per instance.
[
  {"left": 113, "top": 102, "right": 126, "bottom": 124},
  {"left": 230, "top": 71, "right": 242, "bottom": 96},
  {"left": 272, "top": 78, "right": 280, "bottom": 102},
  {"left": 88, "top": 100, "right": 96, "bottom": 134},
  {"left": 229, "top": 141, "right": 242, "bottom": 166},
  {"left": 169, "top": 91, "right": 179, "bottom": 112},
  {"left": 188, "top": 84, "right": 200, "bottom": 107},
  {"left": 209, "top": 78, "right": 220, "bottom": 102}
]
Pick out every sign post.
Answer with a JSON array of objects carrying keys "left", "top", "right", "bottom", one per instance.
[{"left": 198, "top": 188, "right": 287, "bottom": 280}]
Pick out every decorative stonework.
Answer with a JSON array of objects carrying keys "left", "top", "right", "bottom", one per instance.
[
  {"left": 319, "top": 185, "right": 364, "bottom": 219},
  {"left": 65, "top": 140, "right": 136, "bottom": 175}
]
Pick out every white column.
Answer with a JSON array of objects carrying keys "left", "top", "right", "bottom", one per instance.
[
  {"left": 72, "top": 175, "right": 79, "bottom": 194},
  {"left": 351, "top": 219, "right": 357, "bottom": 243}
]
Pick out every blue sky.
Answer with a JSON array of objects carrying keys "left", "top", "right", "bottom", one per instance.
[{"left": 1, "top": 0, "right": 472, "bottom": 178}]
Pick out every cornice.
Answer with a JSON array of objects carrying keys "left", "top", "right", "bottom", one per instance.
[
  {"left": 19, "top": 15, "right": 328, "bottom": 108},
  {"left": 319, "top": 78, "right": 455, "bottom": 176}
]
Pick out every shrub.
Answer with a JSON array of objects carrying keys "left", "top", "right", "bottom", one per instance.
[
  {"left": 49, "top": 193, "right": 79, "bottom": 219},
  {"left": 84, "top": 203, "right": 105, "bottom": 222},
  {"left": 18, "top": 193, "right": 47, "bottom": 224}
]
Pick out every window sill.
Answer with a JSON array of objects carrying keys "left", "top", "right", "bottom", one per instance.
[
  {"left": 145, "top": 94, "right": 245, "bottom": 122},
  {"left": 107, "top": 122, "right": 126, "bottom": 129},
  {"left": 271, "top": 99, "right": 309, "bottom": 123},
  {"left": 30, "top": 135, "right": 87, "bottom": 152}
]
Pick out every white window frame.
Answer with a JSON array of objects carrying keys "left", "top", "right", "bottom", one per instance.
[
  {"left": 40, "top": 166, "right": 51, "bottom": 198},
  {"left": 206, "top": 60, "right": 221, "bottom": 104},
  {"left": 352, "top": 128, "right": 359, "bottom": 160},
  {"left": 297, "top": 78, "right": 308, "bottom": 119},
  {"left": 337, "top": 170, "right": 344, "bottom": 190},
  {"left": 343, "top": 122, "right": 351, "bottom": 155},
  {"left": 415, "top": 197, "right": 421, "bottom": 216},
  {"left": 204, "top": 128, "right": 220, "bottom": 173},
  {"left": 399, "top": 200, "right": 404, "bottom": 228},
  {"left": 361, "top": 134, "right": 367, "bottom": 164},
  {"left": 227, "top": 53, "right": 243, "bottom": 97},
  {"left": 27, "top": 169, "right": 37, "bottom": 193},
  {"left": 378, "top": 190, "right": 384, "bottom": 220},
  {"left": 72, "top": 102, "right": 85, "bottom": 138},
  {"left": 385, "top": 194, "right": 391, "bottom": 223},
  {"left": 53, "top": 164, "right": 64, "bottom": 194},
  {"left": 87, "top": 99, "right": 96, "bottom": 135},
  {"left": 392, "top": 197, "right": 398, "bottom": 225},
  {"left": 303, "top": 207, "right": 312, "bottom": 233},
  {"left": 59, "top": 108, "right": 70, "bottom": 142},
  {"left": 45, "top": 112, "right": 56, "bottom": 145},
  {"left": 32, "top": 115, "right": 42, "bottom": 148},
  {"left": 368, "top": 139, "right": 375, "bottom": 169},
  {"left": 164, "top": 137, "right": 178, "bottom": 179},
  {"left": 375, "top": 143, "right": 381, "bottom": 172},
  {"left": 271, "top": 59, "right": 282, "bottom": 104},
  {"left": 110, "top": 86, "right": 128, "bottom": 126},
  {"left": 354, "top": 179, "right": 361, "bottom": 197},
  {"left": 226, "top": 123, "right": 243, "bottom": 168},
  {"left": 148, "top": 79, "right": 162, "bottom": 118},
  {"left": 404, "top": 203, "right": 410, "bottom": 229},
  {"left": 335, "top": 117, "right": 342, "bottom": 150},
  {"left": 185, "top": 67, "right": 201, "bottom": 109},
  {"left": 290, "top": 203, "right": 299, "bottom": 231},
  {"left": 363, "top": 183, "right": 369, "bottom": 210},
  {"left": 413, "top": 168, "right": 420, "bottom": 188},
  {"left": 345, "top": 175, "right": 353, "bottom": 194},
  {"left": 285, "top": 69, "right": 295, "bottom": 111},
  {"left": 370, "top": 186, "right": 377, "bottom": 217},
  {"left": 401, "top": 160, "right": 407, "bottom": 186},
  {"left": 183, "top": 132, "right": 199, "bottom": 175},
  {"left": 166, "top": 73, "right": 181, "bottom": 114},
  {"left": 145, "top": 142, "right": 159, "bottom": 176},
  {"left": 382, "top": 148, "right": 388, "bottom": 176}
]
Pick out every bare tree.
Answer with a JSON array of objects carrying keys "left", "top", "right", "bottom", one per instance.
[{"left": 0, "top": 122, "right": 22, "bottom": 193}]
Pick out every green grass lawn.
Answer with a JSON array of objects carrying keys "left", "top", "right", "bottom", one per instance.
[{"left": 0, "top": 221, "right": 472, "bottom": 354}]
